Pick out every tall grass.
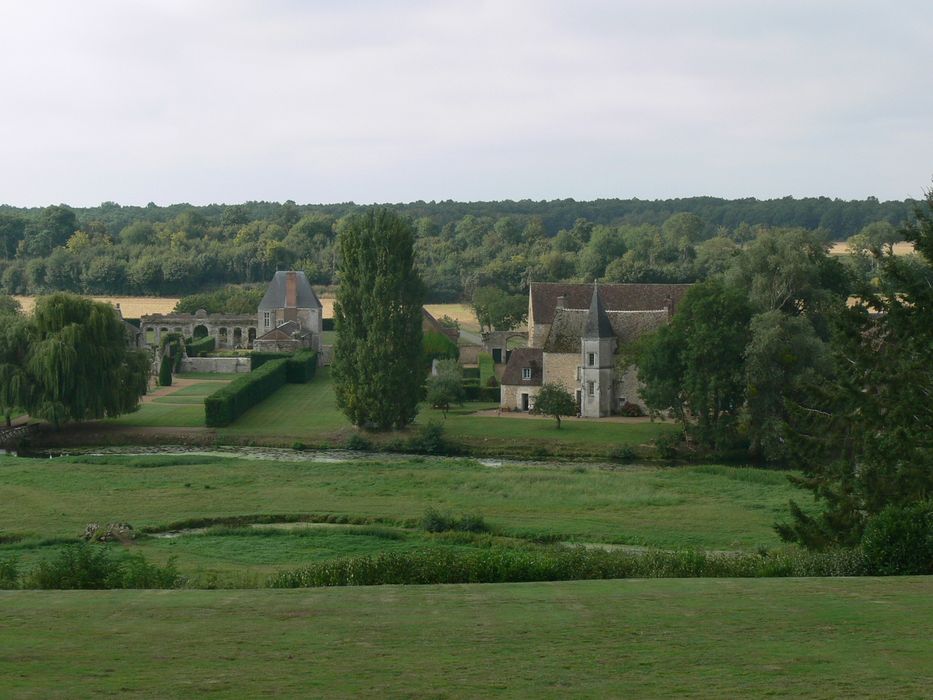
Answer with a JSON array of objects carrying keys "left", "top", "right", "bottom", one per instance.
[{"left": 268, "top": 545, "right": 868, "bottom": 588}]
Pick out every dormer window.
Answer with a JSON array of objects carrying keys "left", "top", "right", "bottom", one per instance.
[
  {"left": 522, "top": 367, "right": 532, "bottom": 380},
  {"left": 587, "top": 352, "right": 595, "bottom": 367}
]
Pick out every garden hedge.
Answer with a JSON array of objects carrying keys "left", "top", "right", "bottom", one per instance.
[
  {"left": 186, "top": 335, "right": 216, "bottom": 357},
  {"left": 205, "top": 358, "right": 288, "bottom": 427},
  {"left": 250, "top": 350, "right": 318, "bottom": 383}
]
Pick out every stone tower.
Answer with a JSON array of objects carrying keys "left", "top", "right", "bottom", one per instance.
[{"left": 580, "top": 284, "right": 616, "bottom": 418}]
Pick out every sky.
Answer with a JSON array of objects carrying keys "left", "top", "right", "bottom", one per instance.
[{"left": 0, "top": 0, "right": 930, "bottom": 207}]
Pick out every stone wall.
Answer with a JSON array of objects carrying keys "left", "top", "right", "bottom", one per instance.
[
  {"left": 500, "top": 384, "right": 541, "bottom": 411},
  {"left": 179, "top": 357, "right": 251, "bottom": 374},
  {"left": 542, "top": 352, "right": 580, "bottom": 390}
]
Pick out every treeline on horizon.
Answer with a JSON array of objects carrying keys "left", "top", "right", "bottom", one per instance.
[{"left": 0, "top": 196, "right": 915, "bottom": 302}]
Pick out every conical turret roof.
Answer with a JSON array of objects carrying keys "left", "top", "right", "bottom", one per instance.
[{"left": 584, "top": 284, "right": 614, "bottom": 338}]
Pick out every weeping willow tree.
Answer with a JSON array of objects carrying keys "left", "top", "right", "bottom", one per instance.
[
  {"left": 20, "top": 294, "right": 150, "bottom": 427},
  {"left": 0, "top": 314, "right": 33, "bottom": 427}
]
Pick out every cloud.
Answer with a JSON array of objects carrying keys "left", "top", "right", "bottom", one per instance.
[{"left": 0, "top": 0, "right": 930, "bottom": 205}]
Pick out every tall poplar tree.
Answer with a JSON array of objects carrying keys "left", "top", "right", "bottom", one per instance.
[{"left": 333, "top": 208, "right": 424, "bottom": 430}]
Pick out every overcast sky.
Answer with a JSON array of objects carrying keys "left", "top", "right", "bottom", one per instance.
[{"left": 1, "top": 0, "right": 930, "bottom": 207}]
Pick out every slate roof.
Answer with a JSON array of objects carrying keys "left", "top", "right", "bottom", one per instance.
[
  {"left": 259, "top": 271, "right": 322, "bottom": 311},
  {"left": 584, "top": 286, "right": 614, "bottom": 339},
  {"left": 255, "top": 320, "right": 312, "bottom": 341},
  {"left": 500, "top": 347, "right": 544, "bottom": 386},
  {"left": 530, "top": 282, "right": 691, "bottom": 325},
  {"left": 543, "top": 308, "right": 670, "bottom": 353}
]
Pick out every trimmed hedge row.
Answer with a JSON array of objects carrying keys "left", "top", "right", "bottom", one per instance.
[
  {"left": 478, "top": 352, "right": 496, "bottom": 386},
  {"left": 250, "top": 350, "right": 318, "bottom": 383},
  {"left": 463, "top": 380, "right": 500, "bottom": 402},
  {"left": 186, "top": 335, "right": 216, "bottom": 357},
  {"left": 205, "top": 358, "right": 288, "bottom": 427}
]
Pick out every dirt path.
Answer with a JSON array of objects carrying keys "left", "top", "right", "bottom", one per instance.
[
  {"left": 470, "top": 409, "right": 666, "bottom": 424},
  {"left": 141, "top": 378, "right": 202, "bottom": 403}
]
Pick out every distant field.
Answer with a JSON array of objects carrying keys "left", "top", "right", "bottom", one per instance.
[
  {"left": 1, "top": 578, "right": 930, "bottom": 698},
  {"left": 14, "top": 295, "right": 179, "bottom": 316},
  {"left": 828, "top": 241, "right": 915, "bottom": 256},
  {"left": 319, "top": 297, "right": 482, "bottom": 332}
]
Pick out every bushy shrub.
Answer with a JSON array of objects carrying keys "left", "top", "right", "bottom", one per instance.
[
  {"left": 344, "top": 433, "right": 373, "bottom": 451},
  {"left": 478, "top": 353, "right": 496, "bottom": 385},
  {"left": 25, "top": 544, "right": 180, "bottom": 589},
  {"left": 654, "top": 432, "right": 681, "bottom": 460},
  {"left": 322, "top": 317, "right": 335, "bottom": 331},
  {"left": 0, "top": 556, "right": 18, "bottom": 589},
  {"left": 408, "top": 421, "right": 447, "bottom": 454},
  {"left": 619, "top": 401, "right": 644, "bottom": 417},
  {"left": 250, "top": 352, "right": 289, "bottom": 371},
  {"left": 420, "top": 508, "right": 490, "bottom": 534},
  {"left": 424, "top": 330, "right": 459, "bottom": 367},
  {"left": 861, "top": 502, "right": 933, "bottom": 575},
  {"left": 186, "top": 335, "right": 215, "bottom": 357},
  {"left": 204, "top": 358, "right": 287, "bottom": 427}
]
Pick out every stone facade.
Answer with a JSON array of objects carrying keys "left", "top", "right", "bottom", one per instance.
[
  {"left": 500, "top": 383, "right": 541, "bottom": 412},
  {"left": 180, "top": 357, "right": 251, "bottom": 373},
  {"left": 140, "top": 310, "right": 258, "bottom": 350}
]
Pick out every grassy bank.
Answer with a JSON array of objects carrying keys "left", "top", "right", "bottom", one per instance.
[{"left": 2, "top": 578, "right": 930, "bottom": 698}]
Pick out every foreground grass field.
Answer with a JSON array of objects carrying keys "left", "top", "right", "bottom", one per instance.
[{"left": 2, "top": 577, "right": 930, "bottom": 698}]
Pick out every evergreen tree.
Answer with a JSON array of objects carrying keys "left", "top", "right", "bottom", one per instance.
[
  {"left": 777, "top": 189, "right": 933, "bottom": 548},
  {"left": 333, "top": 209, "right": 424, "bottom": 430}
]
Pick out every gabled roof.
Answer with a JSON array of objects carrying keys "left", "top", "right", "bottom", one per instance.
[
  {"left": 423, "top": 308, "right": 459, "bottom": 343},
  {"left": 543, "top": 308, "right": 669, "bottom": 353},
  {"left": 500, "top": 347, "right": 544, "bottom": 386},
  {"left": 530, "top": 282, "right": 691, "bottom": 325},
  {"left": 584, "top": 285, "right": 614, "bottom": 339},
  {"left": 259, "top": 271, "right": 322, "bottom": 311}
]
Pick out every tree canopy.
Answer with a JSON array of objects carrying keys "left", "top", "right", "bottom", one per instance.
[{"left": 333, "top": 209, "right": 425, "bottom": 430}]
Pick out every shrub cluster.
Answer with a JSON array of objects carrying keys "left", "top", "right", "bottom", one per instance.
[
  {"left": 478, "top": 353, "right": 496, "bottom": 386},
  {"left": 861, "top": 502, "right": 933, "bottom": 575},
  {"left": 186, "top": 335, "right": 216, "bottom": 357},
  {"left": 158, "top": 355, "right": 174, "bottom": 387},
  {"left": 1, "top": 544, "right": 180, "bottom": 589},
  {"left": 424, "top": 330, "right": 459, "bottom": 367},
  {"left": 421, "top": 508, "right": 489, "bottom": 534},
  {"left": 267, "top": 545, "right": 869, "bottom": 588},
  {"left": 205, "top": 358, "right": 287, "bottom": 427}
]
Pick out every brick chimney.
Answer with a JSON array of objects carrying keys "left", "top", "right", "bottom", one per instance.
[
  {"left": 556, "top": 295, "right": 566, "bottom": 309},
  {"left": 285, "top": 272, "right": 297, "bottom": 308}
]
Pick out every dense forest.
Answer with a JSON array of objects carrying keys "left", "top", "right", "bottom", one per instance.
[{"left": 0, "top": 197, "right": 914, "bottom": 302}]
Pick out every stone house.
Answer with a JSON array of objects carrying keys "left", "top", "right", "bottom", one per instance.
[
  {"left": 253, "top": 271, "right": 323, "bottom": 353},
  {"left": 501, "top": 282, "right": 690, "bottom": 416}
]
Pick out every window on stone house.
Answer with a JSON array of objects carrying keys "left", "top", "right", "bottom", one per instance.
[
  {"left": 263, "top": 311, "right": 271, "bottom": 328},
  {"left": 588, "top": 381, "right": 595, "bottom": 397},
  {"left": 522, "top": 367, "right": 531, "bottom": 380},
  {"left": 576, "top": 366, "right": 581, "bottom": 381},
  {"left": 588, "top": 352, "right": 595, "bottom": 367}
]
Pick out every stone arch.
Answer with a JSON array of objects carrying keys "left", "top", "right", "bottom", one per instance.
[
  {"left": 233, "top": 327, "right": 243, "bottom": 346},
  {"left": 247, "top": 328, "right": 256, "bottom": 346},
  {"left": 193, "top": 324, "right": 209, "bottom": 339},
  {"left": 218, "top": 327, "right": 228, "bottom": 345}
]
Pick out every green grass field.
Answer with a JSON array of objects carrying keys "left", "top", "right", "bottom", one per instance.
[
  {"left": 0, "top": 452, "right": 809, "bottom": 585},
  {"left": 95, "top": 368, "right": 674, "bottom": 456},
  {"left": 1, "top": 578, "right": 930, "bottom": 698}
]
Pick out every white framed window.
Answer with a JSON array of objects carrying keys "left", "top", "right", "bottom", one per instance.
[
  {"left": 263, "top": 311, "right": 271, "bottom": 328},
  {"left": 576, "top": 366, "right": 581, "bottom": 381},
  {"left": 588, "top": 381, "right": 595, "bottom": 397},
  {"left": 587, "top": 352, "right": 595, "bottom": 367},
  {"left": 522, "top": 367, "right": 532, "bottom": 380}
]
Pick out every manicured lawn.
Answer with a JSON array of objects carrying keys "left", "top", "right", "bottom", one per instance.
[
  {"left": 104, "top": 401, "right": 206, "bottom": 427},
  {"left": 1, "top": 577, "right": 930, "bottom": 698},
  {"left": 221, "top": 368, "right": 676, "bottom": 455},
  {"left": 0, "top": 454, "right": 805, "bottom": 551}
]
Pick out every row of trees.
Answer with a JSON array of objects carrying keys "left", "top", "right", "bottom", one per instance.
[
  {"left": 0, "top": 295, "right": 149, "bottom": 427},
  {"left": 0, "top": 198, "right": 911, "bottom": 302}
]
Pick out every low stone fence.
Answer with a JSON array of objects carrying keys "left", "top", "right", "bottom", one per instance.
[{"left": 180, "top": 357, "right": 251, "bottom": 374}]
